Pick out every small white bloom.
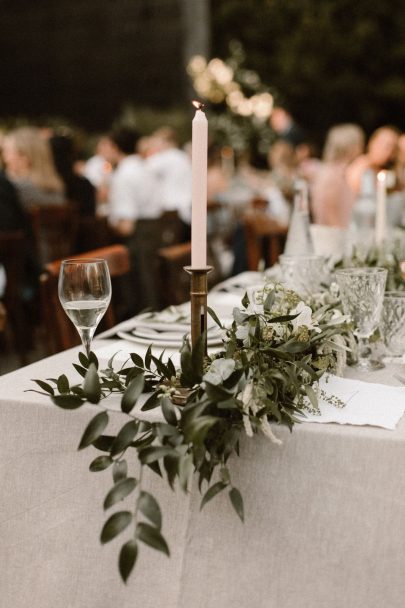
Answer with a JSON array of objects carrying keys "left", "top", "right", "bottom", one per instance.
[{"left": 291, "top": 301, "right": 321, "bottom": 333}]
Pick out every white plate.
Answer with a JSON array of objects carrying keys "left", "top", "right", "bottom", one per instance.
[{"left": 117, "top": 331, "right": 224, "bottom": 349}]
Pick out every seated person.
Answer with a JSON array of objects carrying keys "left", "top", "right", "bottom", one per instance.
[
  {"left": 2, "top": 127, "right": 65, "bottom": 209},
  {"left": 311, "top": 123, "right": 365, "bottom": 228}
]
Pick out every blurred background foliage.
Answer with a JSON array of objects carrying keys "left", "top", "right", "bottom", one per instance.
[{"left": 211, "top": 0, "right": 405, "bottom": 140}]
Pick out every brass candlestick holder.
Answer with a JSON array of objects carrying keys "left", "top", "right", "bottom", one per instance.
[{"left": 184, "top": 266, "right": 213, "bottom": 354}]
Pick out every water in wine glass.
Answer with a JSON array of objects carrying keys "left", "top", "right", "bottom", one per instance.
[
  {"left": 59, "top": 259, "right": 112, "bottom": 357},
  {"left": 63, "top": 299, "right": 110, "bottom": 331}
]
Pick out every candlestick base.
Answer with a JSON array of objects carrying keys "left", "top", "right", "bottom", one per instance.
[{"left": 184, "top": 265, "right": 213, "bottom": 354}]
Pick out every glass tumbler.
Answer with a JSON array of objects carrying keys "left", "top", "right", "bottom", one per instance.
[{"left": 335, "top": 267, "right": 387, "bottom": 370}]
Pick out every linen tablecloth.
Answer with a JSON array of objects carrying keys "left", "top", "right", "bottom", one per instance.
[{"left": 1, "top": 340, "right": 405, "bottom": 608}]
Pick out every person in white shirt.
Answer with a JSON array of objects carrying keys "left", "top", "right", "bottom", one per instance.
[
  {"left": 104, "top": 128, "right": 163, "bottom": 315},
  {"left": 145, "top": 127, "right": 192, "bottom": 226}
]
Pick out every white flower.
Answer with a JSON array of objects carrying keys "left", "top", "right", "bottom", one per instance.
[
  {"left": 291, "top": 301, "right": 321, "bottom": 333},
  {"left": 244, "top": 286, "right": 265, "bottom": 315}
]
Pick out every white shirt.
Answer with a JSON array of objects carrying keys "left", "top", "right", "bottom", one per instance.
[
  {"left": 83, "top": 155, "right": 109, "bottom": 188},
  {"left": 146, "top": 148, "right": 192, "bottom": 223},
  {"left": 108, "top": 155, "right": 161, "bottom": 226}
]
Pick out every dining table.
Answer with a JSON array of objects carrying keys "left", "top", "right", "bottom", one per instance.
[{"left": 1, "top": 277, "right": 405, "bottom": 608}]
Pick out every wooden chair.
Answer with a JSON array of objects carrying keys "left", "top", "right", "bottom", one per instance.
[
  {"left": 0, "top": 231, "right": 29, "bottom": 363},
  {"left": 242, "top": 211, "right": 288, "bottom": 271},
  {"left": 157, "top": 241, "right": 223, "bottom": 308},
  {"left": 39, "top": 244, "right": 130, "bottom": 355},
  {"left": 28, "top": 202, "right": 79, "bottom": 265}
]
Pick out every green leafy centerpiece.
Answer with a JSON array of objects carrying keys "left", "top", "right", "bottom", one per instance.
[{"left": 32, "top": 281, "right": 353, "bottom": 582}]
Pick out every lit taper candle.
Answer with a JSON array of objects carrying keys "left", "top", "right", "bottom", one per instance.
[
  {"left": 375, "top": 170, "right": 387, "bottom": 247},
  {"left": 191, "top": 101, "right": 208, "bottom": 268}
]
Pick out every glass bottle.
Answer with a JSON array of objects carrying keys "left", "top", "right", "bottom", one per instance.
[{"left": 284, "top": 179, "right": 314, "bottom": 255}]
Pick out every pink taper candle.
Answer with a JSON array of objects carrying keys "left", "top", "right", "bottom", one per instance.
[{"left": 191, "top": 101, "right": 208, "bottom": 268}]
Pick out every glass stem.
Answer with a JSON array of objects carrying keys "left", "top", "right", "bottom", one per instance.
[
  {"left": 357, "top": 335, "right": 371, "bottom": 366},
  {"left": 80, "top": 328, "right": 95, "bottom": 359}
]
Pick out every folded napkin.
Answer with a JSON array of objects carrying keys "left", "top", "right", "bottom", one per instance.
[{"left": 299, "top": 374, "right": 405, "bottom": 430}]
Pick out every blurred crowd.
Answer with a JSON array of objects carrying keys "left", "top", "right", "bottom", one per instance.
[{"left": 1, "top": 107, "right": 405, "bottom": 346}]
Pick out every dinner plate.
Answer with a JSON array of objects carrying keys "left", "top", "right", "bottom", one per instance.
[{"left": 117, "top": 331, "right": 224, "bottom": 348}]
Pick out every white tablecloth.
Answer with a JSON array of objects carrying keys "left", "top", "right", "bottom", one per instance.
[{"left": 1, "top": 337, "right": 405, "bottom": 608}]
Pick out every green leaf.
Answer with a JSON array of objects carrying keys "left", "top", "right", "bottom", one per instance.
[
  {"left": 141, "top": 391, "right": 161, "bottom": 411},
  {"left": 130, "top": 352, "right": 144, "bottom": 368},
  {"left": 263, "top": 290, "right": 276, "bottom": 313},
  {"left": 73, "top": 363, "right": 87, "bottom": 378},
  {"left": 121, "top": 374, "right": 145, "bottom": 414},
  {"left": 103, "top": 477, "right": 137, "bottom": 510},
  {"left": 119, "top": 539, "right": 138, "bottom": 583},
  {"left": 204, "top": 382, "right": 233, "bottom": 402},
  {"left": 161, "top": 397, "right": 177, "bottom": 425},
  {"left": 179, "top": 454, "right": 193, "bottom": 493},
  {"left": 138, "top": 446, "right": 174, "bottom": 465},
  {"left": 229, "top": 487, "right": 244, "bottom": 522},
  {"left": 78, "top": 352, "right": 89, "bottom": 368},
  {"left": 32, "top": 379, "right": 54, "bottom": 395},
  {"left": 180, "top": 341, "right": 195, "bottom": 387},
  {"left": 151, "top": 355, "right": 170, "bottom": 379},
  {"left": 207, "top": 306, "right": 224, "bottom": 328},
  {"left": 78, "top": 411, "right": 109, "bottom": 450},
  {"left": 56, "top": 374, "right": 69, "bottom": 394},
  {"left": 200, "top": 481, "right": 228, "bottom": 510},
  {"left": 100, "top": 511, "right": 132, "bottom": 544},
  {"left": 52, "top": 394, "right": 84, "bottom": 409},
  {"left": 136, "top": 522, "right": 170, "bottom": 556},
  {"left": 83, "top": 363, "right": 101, "bottom": 404},
  {"left": 268, "top": 313, "right": 299, "bottom": 323},
  {"left": 138, "top": 491, "right": 162, "bottom": 530},
  {"left": 113, "top": 460, "right": 128, "bottom": 483},
  {"left": 163, "top": 454, "right": 179, "bottom": 489},
  {"left": 146, "top": 460, "right": 163, "bottom": 477},
  {"left": 241, "top": 291, "right": 250, "bottom": 309},
  {"left": 107, "top": 351, "right": 120, "bottom": 369},
  {"left": 110, "top": 420, "right": 139, "bottom": 457},
  {"left": 145, "top": 345, "right": 152, "bottom": 370},
  {"left": 89, "top": 455, "right": 112, "bottom": 472},
  {"left": 88, "top": 351, "right": 99, "bottom": 369},
  {"left": 304, "top": 384, "right": 318, "bottom": 410},
  {"left": 92, "top": 435, "right": 115, "bottom": 452}
]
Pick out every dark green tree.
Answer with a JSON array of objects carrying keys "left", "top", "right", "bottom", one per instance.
[{"left": 212, "top": 0, "right": 405, "bottom": 143}]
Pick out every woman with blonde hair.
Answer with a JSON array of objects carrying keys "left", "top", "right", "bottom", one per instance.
[
  {"left": 2, "top": 126, "right": 65, "bottom": 208},
  {"left": 311, "top": 123, "right": 365, "bottom": 228}
]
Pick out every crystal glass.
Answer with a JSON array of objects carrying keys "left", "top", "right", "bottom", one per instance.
[
  {"left": 279, "top": 254, "right": 327, "bottom": 297},
  {"left": 335, "top": 267, "right": 387, "bottom": 370},
  {"left": 381, "top": 291, "right": 405, "bottom": 361},
  {"left": 58, "top": 259, "right": 112, "bottom": 357}
]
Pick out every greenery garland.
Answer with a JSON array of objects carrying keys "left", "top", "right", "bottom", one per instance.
[{"left": 31, "top": 281, "right": 353, "bottom": 583}]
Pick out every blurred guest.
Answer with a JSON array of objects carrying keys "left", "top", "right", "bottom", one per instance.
[
  {"left": 270, "top": 106, "right": 306, "bottom": 147},
  {"left": 0, "top": 170, "right": 40, "bottom": 303},
  {"left": 296, "top": 140, "right": 322, "bottom": 185},
  {"left": 145, "top": 127, "right": 192, "bottom": 225},
  {"left": 346, "top": 125, "right": 400, "bottom": 194},
  {"left": 50, "top": 134, "right": 96, "bottom": 217},
  {"left": 396, "top": 133, "right": 405, "bottom": 190},
  {"left": 267, "top": 139, "right": 298, "bottom": 202},
  {"left": 104, "top": 127, "right": 162, "bottom": 314},
  {"left": 207, "top": 143, "right": 231, "bottom": 202},
  {"left": 82, "top": 135, "right": 113, "bottom": 213},
  {"left": 311, "top": 123, "right": 365, "bottom": 228},
  {"left": 2, "top": 127, "right": 65, "bottom": 209}
]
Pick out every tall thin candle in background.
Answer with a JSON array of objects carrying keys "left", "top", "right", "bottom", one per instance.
[
  {"left": 375, "top": 170, "right": 387, "bottom": 247},
  {"left": 191, "top": 101, "right": 208, "bottom": 268}
]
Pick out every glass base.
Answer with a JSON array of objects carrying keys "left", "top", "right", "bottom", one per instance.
[{"left": 353, "top": 357, "right": 385, "bottom": 371}]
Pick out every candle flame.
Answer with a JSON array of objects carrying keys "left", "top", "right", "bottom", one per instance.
[
  {"left": 377, "top": 170, "right": 387, "bottom": 182},
  {"left": 192, "top": 100, "right": 205, "bottom": 110}
]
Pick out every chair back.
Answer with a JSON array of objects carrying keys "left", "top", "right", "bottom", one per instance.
[
  {"left": 28, "top": 202, "right": 79, "bottom": 264},
  {"left": 40, "top": 244, "right": 130, "bottom": 354},
  {"left": 157, "top": 241, "right": 223, "bottom": 308},
  {"left": 243, "top": 211, "right": 288, "bottom": 270}
]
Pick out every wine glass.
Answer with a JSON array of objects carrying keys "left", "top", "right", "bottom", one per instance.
[
  {"left": 335, "top": 267, "right": 387, "bottom": 370},
  {"left": 58, "top": 258, "right": 112, "bottom": 358},
  {"left": 381, "top": 291, "right": 405, "bottom": 362}
]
